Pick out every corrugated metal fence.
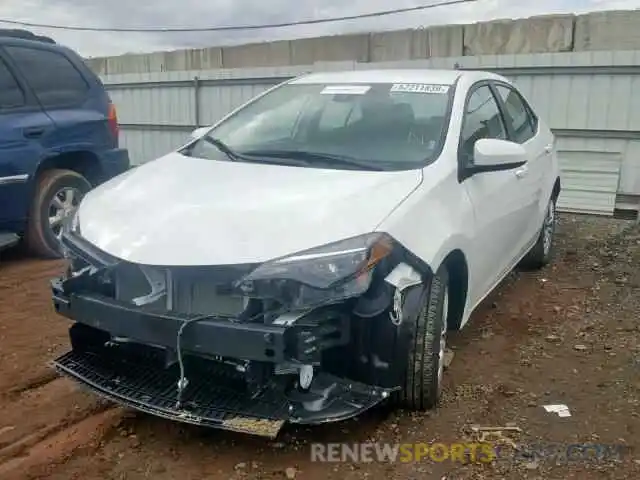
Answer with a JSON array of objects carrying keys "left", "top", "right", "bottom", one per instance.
[{"left": 103, "top": 50, "right": 640, "bottom": 216}]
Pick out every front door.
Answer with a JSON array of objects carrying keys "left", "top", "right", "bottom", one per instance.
[{"left": 459, "top": 83, "right": 533, "bottom": 305}]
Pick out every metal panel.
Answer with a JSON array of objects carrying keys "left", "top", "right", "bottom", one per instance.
[
  {"left": 119, "top": 130, "right": 191, "bottom": 165},
  {"left": 555, "top": 150, "right": 622, "bottom": 215}
]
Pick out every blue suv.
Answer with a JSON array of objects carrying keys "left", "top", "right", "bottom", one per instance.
[{"left": 0, "top": 30, "right": 130, "bottom": 258}]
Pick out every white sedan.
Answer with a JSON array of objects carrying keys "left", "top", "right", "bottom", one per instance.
[{"left": 51, "top": 68, "right": 560, "bottom": 437}]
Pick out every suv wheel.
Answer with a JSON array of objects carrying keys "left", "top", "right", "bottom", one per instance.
[
  {"left": 26, "top": 169, "right": 91, "bottom": 259},
  {"left": 394, "top": 266, "right": 449, "bottom": 411}
]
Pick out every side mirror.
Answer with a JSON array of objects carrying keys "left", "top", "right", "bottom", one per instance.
[
  {"left": 471, "top": 138, "right": 527, "bottom": 172},
  {"left": 190, "top": 126, "right": 211, "bottom": 139}
]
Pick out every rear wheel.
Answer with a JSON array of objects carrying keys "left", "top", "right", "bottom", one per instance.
[
  {"left": 25, "top": 169, "right": 91, "bottom": 259},
  {"left": 520, "top": 196, "right": 556, "bottom": 270},
  {"left": 394, "top": 266, "right": 449, "bottom": 411}
]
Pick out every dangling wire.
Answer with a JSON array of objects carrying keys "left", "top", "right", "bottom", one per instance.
[{"left": 174, "top": 315, "right": 209, "bottom": 409}]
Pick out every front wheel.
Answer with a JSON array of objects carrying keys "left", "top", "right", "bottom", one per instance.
[
  {"left": 520, "top": 197, "right": 556, "bottom": 270},
  {"left": 25, "top": 169, "right": 91, "bottom": 259},
  {"left": 394, "top": 266, "right": 449, "bottom": 411}
]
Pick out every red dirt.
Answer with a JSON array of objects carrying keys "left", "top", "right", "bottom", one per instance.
[{"left": 1, "top": 214, "right": 639, "bottom": 479}]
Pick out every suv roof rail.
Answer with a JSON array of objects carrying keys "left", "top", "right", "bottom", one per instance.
[{"left": 0, "top": 29, "right": 56, "bottom": 44}]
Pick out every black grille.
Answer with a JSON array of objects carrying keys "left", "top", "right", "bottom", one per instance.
[{"left": 54, "top": 348, "right": 290, "bottom": 437}]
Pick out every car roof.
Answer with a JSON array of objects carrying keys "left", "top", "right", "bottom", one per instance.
[{"left": 289, "top": 69, "right": 501, "bottom": 86}]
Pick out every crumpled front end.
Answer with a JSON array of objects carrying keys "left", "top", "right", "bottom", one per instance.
[{"left": 51, "top": 230, "right": 433, "bottom": 438}]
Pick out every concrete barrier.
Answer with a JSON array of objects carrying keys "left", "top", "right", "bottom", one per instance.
[
  {"left": 369, "top": 25, "right": 463, "bottom": 61},
  {"left": 84, "top": 9, "right": 640, "bottom": 76},
  {"left": 463, "top": 14, "right": 574, "bottom": 55},
  {"left": 87, "top": 48, "right": 223, "bottom": 75},
  {"left": 574, "top": 10, "right": 640, "bottom": 51},
  {"left": 290, "top": 34, "right": 370, "bottom": 65},
  {"left": 221, "top": 40, "right": 291, "bottom": 68}
]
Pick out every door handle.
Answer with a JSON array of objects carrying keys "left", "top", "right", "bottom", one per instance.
[
  {"left": 515, "top": 166, "right": 529, "bottom": 179},
  {"left": 544, "top": 144, "right": 553, "bottom": 154},
  {"left": 23, "top": 127, "right": 46, "bottom": 139}
]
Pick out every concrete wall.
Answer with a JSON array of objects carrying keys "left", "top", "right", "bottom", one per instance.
[{"left": 86, "top": 9, "right": 640, "bottom": 76}]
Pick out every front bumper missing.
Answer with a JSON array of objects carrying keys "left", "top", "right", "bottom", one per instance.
[
  {"left": 53, "top": 343, "right": 389, "bottom": 438},
  {"left": 54, "top": 346, "right": 288, "bottom": 437},
  {"left": 51, "top": 276, "right": 394, "bottom": 437}
]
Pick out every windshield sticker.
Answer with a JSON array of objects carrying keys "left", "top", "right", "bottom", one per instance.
[
  {"left": 390, "top": 83, "right": 450, "bottom": 94},
  {"left": 320, "top": 85, "right": 371, "bottom": 95}
]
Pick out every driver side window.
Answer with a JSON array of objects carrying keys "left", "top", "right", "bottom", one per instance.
[{"left": 460, "top": 85, "right": 507, "bottom": 165}]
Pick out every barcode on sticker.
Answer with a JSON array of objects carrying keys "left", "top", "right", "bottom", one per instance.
[
  {"left": 321, "top": 85, "right": 371, "bottom": 95},
  {"left": 390, "top": 84, "right": 450, "bottom": 94}
]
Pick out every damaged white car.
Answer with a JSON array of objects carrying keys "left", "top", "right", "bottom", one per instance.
[{"left": 51, "top": 69, "right": 561, "bottom": 437}]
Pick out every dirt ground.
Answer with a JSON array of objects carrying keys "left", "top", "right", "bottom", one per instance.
[{"left": 0, "top": 213, "right": 639, "bottom": 480}]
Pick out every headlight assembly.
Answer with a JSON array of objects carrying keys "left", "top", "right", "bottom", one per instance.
[{"left": 235, "top": 232, "right": 394, "bottom": 309}]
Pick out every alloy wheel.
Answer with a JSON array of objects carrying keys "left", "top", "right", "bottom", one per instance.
[{"left": 48, "top": 187, "right": 81, "bottom": 240}]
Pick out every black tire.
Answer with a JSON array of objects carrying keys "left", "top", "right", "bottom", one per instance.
[
  {"left": 25, "top": 169, "right": 91, "bottom": 259},
  {"left": 394, "top": 266, "right": 449, "bottom": 411},
  {"left": 520, "top": 196, "right": 556, "bottom": 270}
]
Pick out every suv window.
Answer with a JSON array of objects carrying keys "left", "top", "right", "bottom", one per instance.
[
  {"left": 495, "top": 84, "right": 536, "bottom": 143},
  {"left": 460, "top": 85, "right": 507, "bottom": 164},
  {"left": 0, "top": 58, "right": 24, "bottom": 109},
  {"left": 5, "top": 46, "right": 89, "bottom": 107}
]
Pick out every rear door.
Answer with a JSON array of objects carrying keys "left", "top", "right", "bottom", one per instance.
[
  {"left": 0, "top": 51, "right": 54, "bottom": 229},
  {"left": 459, "top": 83, "right": 532, "bottom": 303},
  {"left": 492, "top": 81, "right": 550, "bottom": 252},
  {"left": 3, "top": 45, "right": 112, "bottom": 154}
]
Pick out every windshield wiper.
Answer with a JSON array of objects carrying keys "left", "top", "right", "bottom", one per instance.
[
  {"left": 202, "top": 135, "right": 245, "bottom": 162},
  {"left": 241, "top": 149, "right": 384, "bottom": 171},
  {"left": 199, "top": 138, "right": 307, "bottom": 167}
]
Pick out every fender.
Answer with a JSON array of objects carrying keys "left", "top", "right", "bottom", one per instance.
[
  {"left": 334, "top": 239, "right": 436, "bottom": 390},
  {"left": 376, "top": 164, "right": 476, "bottom": 326},
  {"left": 344, "top": 277, "right": 434, "bottom": 390},
  {"left": 28, "top": 145, "right": 106, "bottom": 190}
]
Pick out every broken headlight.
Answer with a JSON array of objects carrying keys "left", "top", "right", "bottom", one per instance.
[{"left": 235, "top": 232, "right": 393, "bottom": 309}]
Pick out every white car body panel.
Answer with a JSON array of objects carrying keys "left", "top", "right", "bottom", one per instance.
[
  {"left": 75, "top": 69, "right": 560, "bottom": 330},
  {"left": 77, "top": 153, "right": 422, "bottom": 265}
]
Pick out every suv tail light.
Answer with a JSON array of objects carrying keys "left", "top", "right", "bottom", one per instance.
[{"left": 107, "top": 101, "right": 119, "bottom": 145}]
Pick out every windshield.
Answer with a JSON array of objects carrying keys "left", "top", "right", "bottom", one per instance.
[{"left": 186, "top": 81, "right": 453, "bottom": 170}]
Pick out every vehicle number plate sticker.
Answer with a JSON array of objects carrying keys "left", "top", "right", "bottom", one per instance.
[
  {"left": 321, "top": 85, "right": 371, "bottom": 95},
  {"left": 390, "top": 83, "right": 450, "bottom": 94}
]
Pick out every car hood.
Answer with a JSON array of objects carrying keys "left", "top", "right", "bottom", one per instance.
[{"left": 77, "top": 152, "right": 422, "bottom": 266}]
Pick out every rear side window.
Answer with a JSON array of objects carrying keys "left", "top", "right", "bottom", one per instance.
[
  {"left": 0, "top": 58, "right": 24, "bottom": 109},
  {"left": 5, "top": 46, "right": 89, "bottom": 107},
  {"left": 494, "top": 84, "right": 536, "bottom": 143}
]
